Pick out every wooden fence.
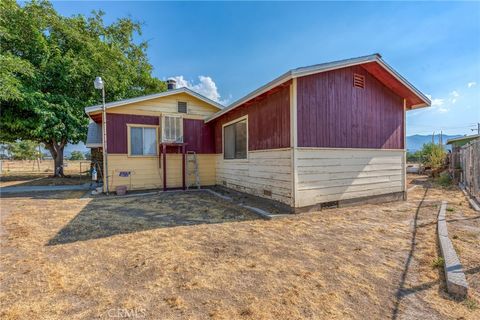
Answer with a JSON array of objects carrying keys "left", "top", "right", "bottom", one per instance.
[
  {"left": 0, "top": 160, "right": 89, "bottom": 175},
  {"left": 459, "top": 138, "right": 480, "bottom": 202}
]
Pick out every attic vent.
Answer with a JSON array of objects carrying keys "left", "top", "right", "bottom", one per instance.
[
  {"left": 178, "top": 101, "right": 187, "bottom": 113},
  {"left": 353, "top": 74, "right": 365, "bottom": 89}
]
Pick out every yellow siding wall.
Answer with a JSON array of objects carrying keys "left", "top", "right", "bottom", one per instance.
[
  {"left": 103, "top": 92, "right": 219, "bottom": 119},
  {"left": 106, "top": 154, "right": 216, "bottom": 191}
]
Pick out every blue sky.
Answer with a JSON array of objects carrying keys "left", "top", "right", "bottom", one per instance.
[{"left": 52, "top": 1, "right": 480, "bottom": 136}]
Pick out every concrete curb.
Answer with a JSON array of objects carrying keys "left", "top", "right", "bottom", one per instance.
[
  {"left": 203, "top": 189, "right": 276, "bottom": 220},
  {"left": 437, "top": 201, "right": 469, "bottom": 299},
  {"left": 458, "top": 183, "right": 480, "bottom": 212}
]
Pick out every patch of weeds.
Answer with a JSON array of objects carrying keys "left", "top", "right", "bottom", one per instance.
[
  {"left": 446, "top": 207, "right": 454, "bottom": 212},
  {"left": 435, "top": 172, "right": 453, "bottom": 187},
  {"left": 431, "top": 257, "right": 445, "bottom": 269},
  {"left": 463, "top": 298, "right": 478, "bottom": 311}
]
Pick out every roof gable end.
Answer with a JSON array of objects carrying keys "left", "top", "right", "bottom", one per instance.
[
  {"left": 84, "top": 87, "right": 223, "bottom": 114},
  {"left": 206, "top": 54, "right": 431, "bottom": 123}
]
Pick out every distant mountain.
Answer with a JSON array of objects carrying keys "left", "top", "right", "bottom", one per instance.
[
  {"left": 406, "top": 134, "right": 462, "bottom": 152},
  {"left": 43, "top": 135, "right": 466, "bottom": 156}
]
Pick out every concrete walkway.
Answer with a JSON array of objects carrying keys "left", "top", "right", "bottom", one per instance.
[{"left": 0, "top": 183, "right": 90, "bottom": 194}]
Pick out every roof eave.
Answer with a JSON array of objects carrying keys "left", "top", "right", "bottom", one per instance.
[{"left": 446, "top": 134, "right": 480, "bottom": 145}]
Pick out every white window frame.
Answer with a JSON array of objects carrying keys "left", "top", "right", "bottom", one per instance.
[
  {"left": 127, "top": 124, "right": 159, "bottom": 157},
  {"left": 222, "top": 115, "right": 248, "bottom": 161},
  {"left": 161, "top": 114, "right": 184, "bottom": 143}
]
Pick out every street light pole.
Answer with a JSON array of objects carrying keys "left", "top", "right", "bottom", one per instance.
[{"left": 95, "top": 77, "right": 109, "bottom": 194}]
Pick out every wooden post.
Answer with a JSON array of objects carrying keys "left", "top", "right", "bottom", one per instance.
[
  {"left": 162, "top": 144, "right": 167, "bottom": 191},
  {"left": 182, "top": 144, "right": 186, "bottom": 190}
]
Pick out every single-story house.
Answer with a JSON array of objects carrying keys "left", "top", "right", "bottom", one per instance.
[
  {"left": 85, "top": 53, "right": 431, "bottom": 211},
  {"left": 446, "top": 134, "right": 480, "bottom": 183},
  {"left": 446, "top": 134, "right": 480, "bottom": 149}
]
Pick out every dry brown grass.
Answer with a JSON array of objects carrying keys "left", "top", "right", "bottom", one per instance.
[
  {"left": 0, "top": 174, "right": 90, "bottom": 187},
  {"left": 0, "top": 176, "right": 479, "bottom": 319},
  {"left": 1, "top": 160, "right": 86, "bottom": 174}
]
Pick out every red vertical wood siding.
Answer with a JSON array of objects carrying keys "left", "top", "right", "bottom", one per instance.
[
  {"left": 297, "top": 65, "right": 404, "bottom": 149},
  {"left": 183, "top": 118, "right": 215, "bottom": 153},
  {"left": 212, "top": 84, "right": 291, "bottom": 153},
  {"left": 106, "top": 114, "right": 159, "bottom": 154},
  {"left": 105, "top": 114, "right": 215, "bottom": 154}
]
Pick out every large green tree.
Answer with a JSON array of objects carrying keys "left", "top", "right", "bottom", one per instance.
[
  {"left": 5, "top": 140, "right": 41, "bottom": 160},
  {"left": 0, "top": 0, "right": 166, "bottom": 176}
]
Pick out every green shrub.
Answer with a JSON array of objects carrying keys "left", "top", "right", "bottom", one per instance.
[
  {"left": 421, "top": 143, "right": 446, "bottom": 169},
  {"left": 437, "top": 172, "right": 452, "bottom": 187}
]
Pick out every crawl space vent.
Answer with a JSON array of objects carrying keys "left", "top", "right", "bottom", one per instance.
[{"left": 353, "top": 74, "right": 365, "bottom": 89}]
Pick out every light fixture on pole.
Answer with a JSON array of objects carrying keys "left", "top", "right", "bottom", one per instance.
[{"left": 94, "top": 76, "right": 109, "bottom": 194}]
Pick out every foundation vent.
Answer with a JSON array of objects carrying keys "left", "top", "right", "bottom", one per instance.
[
  {"left": 321, "top": 201, "right": 339, "bottom": 210},
  {"left": 353, "top": 74, "right": 365, "bottom": 89}
]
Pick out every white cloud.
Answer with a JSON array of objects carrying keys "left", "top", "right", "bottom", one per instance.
[
  {"left": 467, "top": 82, "right": 477, "bottom": 88},
  {"left": 170, "top": 75, "right": 229, "bottom": 105},
  {"left": 449, "top": 90, "right": 459, "bottom": 104},
  {"left": 426, "top": 94, "right": 444, "bottom": 107}
]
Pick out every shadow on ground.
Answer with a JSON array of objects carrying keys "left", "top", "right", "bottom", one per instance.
[{"left": 47, "top": 191, "right": 260, "bottom": 246}]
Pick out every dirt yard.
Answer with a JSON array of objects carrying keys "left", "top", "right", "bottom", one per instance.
[
  {"left": 0, "top": 174, "right": 90, "bottom": 187},
  {"left": 1, "top": 159, "right": 89, "bottom": 187},
  {"left": 0, "top": 176, "right": 478, "bottom": 319}
]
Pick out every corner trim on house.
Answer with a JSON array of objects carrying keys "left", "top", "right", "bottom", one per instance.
[
  {"left": 403, "top": 98, "right": 407, "bottom": 199},
  {"left": 290, "top": 78, "right": 298, "bottom": 208}
]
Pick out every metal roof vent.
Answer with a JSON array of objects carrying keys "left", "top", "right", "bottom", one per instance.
[
  {"left": 353, "top": 73, "right": 365, "bottom": 89},
  {"left": 167, "top": 78, "right": 177, "bottom": 90}
]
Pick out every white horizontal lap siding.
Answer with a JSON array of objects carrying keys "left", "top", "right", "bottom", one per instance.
[
  {"left": 296, "top": 148, "right": 405, "bottom": 207},
  {"left": 215, "top": 149, "right": 293, "bottom": 205}
]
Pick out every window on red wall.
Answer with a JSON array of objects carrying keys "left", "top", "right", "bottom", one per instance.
[{"left": 224, "top": 119, "right": 247, "bottom": 159}]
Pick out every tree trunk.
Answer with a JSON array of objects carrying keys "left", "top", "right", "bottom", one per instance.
[{"left": 45, "top": 139, "right": 67, "bottom": 177}]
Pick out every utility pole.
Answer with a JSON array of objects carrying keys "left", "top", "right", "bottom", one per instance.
[{"left": 471, "top": 123, "right": 480, "bottom": 134}]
